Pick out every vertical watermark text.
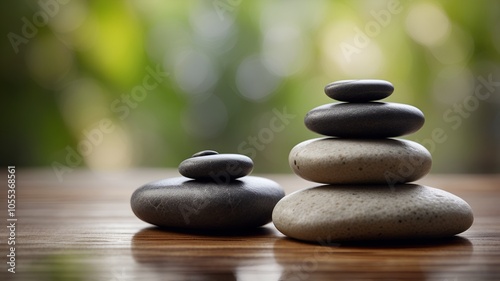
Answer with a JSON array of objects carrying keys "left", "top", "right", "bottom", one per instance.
[{"left": 6, "top": 166, "right": 17, "bottom": 273}]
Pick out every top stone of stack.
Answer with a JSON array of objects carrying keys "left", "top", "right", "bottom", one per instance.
[
  {"left": 178, "top": 150, "right": 254, "bottom": 181},
  {"left": 324, "top": 79, "right": 394, "bottom": 102},
  {"left": 305, "top": 79, "right": 425, "bottom": 138}
]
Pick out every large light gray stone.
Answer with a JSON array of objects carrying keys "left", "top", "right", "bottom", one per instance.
[
  {"left": 289, "top": 138, "right": 432, "bottom": 184},
  {"left": 272, "top": 184, "right": 474, "bottom": 242}
]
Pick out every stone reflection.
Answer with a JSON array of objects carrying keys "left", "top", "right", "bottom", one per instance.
[
  {"left": 273, "top": 236, "right": 473, "bottom": 280},
  {"left": 131, "top": 227, "right": 279, "bottom": 280}
]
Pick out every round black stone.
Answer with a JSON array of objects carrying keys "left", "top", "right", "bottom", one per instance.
[
  {"left": 324, "top": 80, "right": 394, "bottom": 102},
  {"left": 179, "top": 153, "right": 253, "bottom": 181},
  {"left": 130, "top": 176, "right": 285, "bottom": 229},
  {"left": 304, "top": 102, "right": 425, "bottom": 138}
]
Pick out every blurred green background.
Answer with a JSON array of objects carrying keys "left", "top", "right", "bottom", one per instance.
[{"left": 1, "top": 0, "right": 499, "bottom": 177}]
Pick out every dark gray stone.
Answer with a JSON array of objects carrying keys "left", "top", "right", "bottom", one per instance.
[
  {"left": 179, "top": 153, "right": 253, "bottom": 181},
  {"left": 131, "top": 176, "right": 285, "bottom": 229},
  {"left": 192, "top": 150, "right": 219, "bottom": 157},
  {"left": 324, "top": 80, "right": 394, "bottom": 102},
  {"left": 304, "top": 102, "right": 425, "bottom": 138}
]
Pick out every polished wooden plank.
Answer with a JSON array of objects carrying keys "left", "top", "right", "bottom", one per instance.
[{"left": 1, "top": 169, "right": 499, "bottom": 280}]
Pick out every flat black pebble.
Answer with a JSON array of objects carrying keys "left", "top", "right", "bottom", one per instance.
[
  {"left": 324, "top": 80, "right": 394, "bottom": 102},
  {"left": 304, "top": 102, "right": 425, "bottom": 138},
  {"left": 179, "top": 153, "right": 253, "bottom": 181},
  {"left": 130, "top": 176, "right": 285, "bottom": 229},
  {"left": 192, "top": 150, "right": 219, "bottom": 157}
]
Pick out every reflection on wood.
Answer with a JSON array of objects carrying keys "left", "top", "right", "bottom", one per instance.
[{"left": 1, "top": 170, "right": 499, "bottom": 280}]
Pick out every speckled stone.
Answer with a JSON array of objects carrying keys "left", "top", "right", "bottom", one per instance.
[
  {"left": 289, "top": 138, "right": 431, "bottom": 184},
  {"left": 179, "top": 151, "right": 253, "bottom": 181},
  {"left": 131, "top": 176, "right": 285, "bottom": 229},
  {"left": 324, "top": 80, "right": 394, "bottom": 102},
  {"left": 304, "top": 102, "right": 425, "bottom": 138},
  {"left": 272, "top": 184, "right": 474, "bottom": 242}
]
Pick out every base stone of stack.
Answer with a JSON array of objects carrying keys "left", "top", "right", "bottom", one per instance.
[
  {"left": 131, "top": 176, "right": 284, "bottom": 229},
  {"left": 272, "top": 184, "right": 474, "bottom": 242}
]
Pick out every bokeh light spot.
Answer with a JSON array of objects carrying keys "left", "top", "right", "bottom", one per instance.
[
  {"left": 405, "top": 2, "right": 450, "bottom": 47},
  {"left": 430, "top": 24, "right": 474, "bottom": 65},
  {"left": 49, "top": 0, "right": 88, "bottom": 34},
  {"left": 432, "top": 67, "right": 474, "bottom": 105},
  {"left": 190, "top": 4, "right": 234, "bottom": 41},
  {"left": 174, "top": 49, "right": 218, "bottom": 99},
  {"left": 262, "top": 24, "right": 309, "bottom": 77},
  {"left": 236, "top": 55, "right": 281, "bottom": 101},
  {"left": 59, "top": 79, "right": 109, "bottom": 135},
  {"left": 84, "top": 125, "right": 133, "bottom": 171}
]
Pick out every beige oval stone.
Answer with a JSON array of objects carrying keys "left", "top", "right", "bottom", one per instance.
[
  {"left": 289, "top": 138, "right": 432, "bottom": 184},
  {"left": 272, "top": 184, "right": 474, "bottom": 242}
]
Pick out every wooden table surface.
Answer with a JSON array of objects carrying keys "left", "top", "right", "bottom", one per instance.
[{"left": 1, "top": 169, "right": 499, "bottom": 281}]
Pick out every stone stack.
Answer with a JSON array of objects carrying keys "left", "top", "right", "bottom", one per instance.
[
  {"left": 272, "top": 80, "right": 473, "bottom": 242},
  {"left": 132, "top": 150, "right": 285, "bottom": 229}
]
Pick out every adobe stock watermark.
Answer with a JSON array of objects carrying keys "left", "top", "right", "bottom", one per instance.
[
  {"left": 6, "top": 166, "right": 17, "bottom": 274},
  {"left": 106, "top": 266, "right": 134, "bottom": 281},
  {"left": 178, "top": 106, "right": 296, "bottom": 225},
  {"left": 340, "top": 0, "right": 403, "bottom": 62},
  {"left": 178, "top": 159, "right": 245, "bottom": 224},
  {"left": 280, "top": 237, "right": 339, "bottom": 281},
  {"left": 7, "top": 0, "right": 70, "bottom": 54},
  {"left": 178, "top": 186, "right": 244, "bottom": 225},
  {"left": 179, "top": 198, "right": 209, "bottom": 225},
  {"left": 385, "top": 74, "right": 500, "bottom": 188},
  {"left": 51, "top": 64, "right": 169, "bottom": 182},
  {"left": 208, "top": 159, "right": 248, "bottom": 184},
  {"left": 213, "top": 0, "right": 242, "bottom": 21},
  {"left": 238, "top": 106, "right": 296, "bottom": 159},
  {"left": 178, "top": 157, "right": 249, "bottom": 224},
  {"left": 384, "top": 151, "right": 428, "bottom": 190},
  {"left": 417, "top": 74, "right": 499, "bottom": 154}
]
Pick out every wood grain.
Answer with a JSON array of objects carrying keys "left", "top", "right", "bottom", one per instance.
[{"left": 1, "top": 169, "right": 499, "bottom": 280}]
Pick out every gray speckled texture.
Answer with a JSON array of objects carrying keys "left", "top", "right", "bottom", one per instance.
[
  {"left": 324, "top": 79, "right": 394, "bottom": 102},
  {"left": 131, "top": 176, "right": 284, "bottom": 229},
  {"left": 289, "top": 138, "right": 431, "bottom": 184},
  {"left": 272, "top": 184, "right": 474, "bottom": 242},
  {"left": 304, "top": 102, "right": 425, "bottom": 138}
]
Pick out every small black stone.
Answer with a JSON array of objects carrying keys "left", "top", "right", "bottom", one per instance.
[
  {"left": 304, "top": 102, "right": 425, "bottom": 138},
  {"left": 179, "top": 153, "right": 253, "bottom": 181},
  {"left": 192, "top": 150, "right": 219, "bottom": 157},
  {"left": 130, "top": 176, "right": 285, "bottom": 229},
  {"left": 324, "top": 80, "right": 394, "bottom": 102}
]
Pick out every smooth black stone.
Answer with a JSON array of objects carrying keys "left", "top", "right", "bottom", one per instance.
[
  {"left": 130, "top": 176, "right": 285, "bottom": 229},
  {"left": 324, "top": 80, "right": 394, "bottom": 102},
  {"left": 192, "top": 150, "right": 218, "bottom": 157},
  {"left": 179, "top": 153, "right": 253, "bottom": 181},
  {"left": 304, "top": 102, "right": 425, "bottom": 138}
]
